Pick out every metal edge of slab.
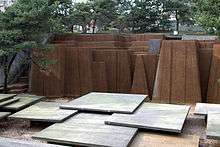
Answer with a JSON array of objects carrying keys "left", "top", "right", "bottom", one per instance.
[
  {"left": 2, "top": 96, "right": 44, "bottom": 111},
  {"left": 9, "top": 110, "right": 78, "bottom": 123},
  {"left": 0, "top": 137, "right": 67, "bottom": 147},
  {"left": 0, "top": 94, "right": 16, "bottom": 103},
  {"left": 59, "top": 106, "right": 136, "bottom": 114},
  {"left": 0, "top": 112, "right": 11, "bottom": 119},
  {"left": 179, "top": 105, "right": 191, "bottom": 132},
  {"left": 0, "top": 97, "right": 20, "bottom": 107},
  {"left": 206, "top": 134, "right": 220, "bottom": 140},
  {"left": 32, "top": 136, "right": 106, "bottom": 147},
  {"left": 105, "top": 121, "right": 182, "bottom": 133},
  {"left": 126, "top": 128, "right": 139, "bottom": 147},
  {"left": 206, "top": 112, "right": 220, "bottom": 140},
  {"left": 193, "top": 112, "right": 206, "bottom": 116},
  {"left": 59, "top": 96, "right": 148, "bottom": 114},
  {"left": 193, "top": 103, "right": 220, "bottom": 116},
  {"left": 32, "top": 127, "right": 138, "bottom": 147}
]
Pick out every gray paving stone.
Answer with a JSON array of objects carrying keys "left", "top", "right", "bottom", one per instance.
[
  {"left": 207, "top": 112, "right": 220, "bottom": 139},
  {"left": 0, "top": 94, "right": 16, "bottom": 102},
  {"left": 60, "top": 92, "right": 147, "bottom": 114},
  {"left": 32, "top": 113, "right": 138, "bottom": 147},
  {"left": 105, "top": 103, "right": 190, "bottom": 133},
  {"left": 0, "top": 112, "right": 11, "bottom": 119},
  {"left": 194, "top": 103, "right": 220, "bottom": 115},
  {"left": 1, "top": 94, "right": 44, "bottom": 111},
  {"left": 0, "top": 137, "right": 66, "bottom": 147},
  {"left": 0, "top": 97, "right": 20, "bottom": 107},
  {"left": 9, "top": 102, "right": 77, "bottom": 122}
]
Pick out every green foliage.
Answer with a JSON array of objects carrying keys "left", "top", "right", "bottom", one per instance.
[
  {"left": 116, "top": 0, "right": 172, "bottom": 32},
  {"left": 163, "top": 0, "right": 195, "bottom": 24},
  {"left": 0, "top": 0, "right": 70, "bottom": 93},
  {"left": 89, "top": 0, "right": 118, "bottom": 31},
  {"left": 2, "top": 0, "right": 66, "bottom": 42},
  {"left": 0, "top": 30, "right": 24, "bottom": 56},
  {"left": 68, "top": 0, "right": 118, "bottom": 33},
  {"left": 195, "top": 0, "right": 220, "bottom": 36},
  {"left": 69, "top": 3, "right": 91, "bottom": 33}
]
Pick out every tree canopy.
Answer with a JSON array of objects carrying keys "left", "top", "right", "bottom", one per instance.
[
  {"left": 195, "top": 0, "right": 220, "bottom": 36},
  {"left": 0, "top": 0, "right": 69, "bottom": 93}
]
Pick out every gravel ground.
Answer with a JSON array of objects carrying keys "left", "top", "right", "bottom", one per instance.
[{"left": 0, "top": 103, "right": 219, "bottom": 146}]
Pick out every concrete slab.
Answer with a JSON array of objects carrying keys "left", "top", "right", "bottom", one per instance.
[
  {"left": 32, "top": 113, "right": 138, "bottom": 147},
  {"left": 194, "top": 103, "right": 220, "bottom": 115},
  {"left": 207, "top": 112, "right": 220, "bottom": 139},
  {"left": 60, "top": 92, "right": 147, "bottom": 114},
  {"left": 0, "top": 94, "right": 16, "bottom": 102},
  {"left": 9, "top": 102, "right": 78, "bottom": 122},
  {"left": 130, "top": 132, "right": 199, "bottom": 147},
  {"left": 1, "top": 94, "right": 44, "bottom": 111},
  {"left": 0, "top": 137, "right": 66, "bottom": 147},
  {"left": 106, "top": 103, "right": 190, "bottom": 133},
  {"left": 0, "top": 97, "right": 20, "bottom": 107},
  {"left": 0, "top": 112, "right": 10, "bottom": 119}
]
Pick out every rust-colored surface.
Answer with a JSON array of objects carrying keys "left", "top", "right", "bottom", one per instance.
[
  {"left": 153, "top": 40, "right": 201, "bottom": 104},
  {"left": 131, "top": 55, "right": 149, "bottom": 95},
  {"left": 153, "top": 41, "right": 172, "bottom": 103},
  {"left": 185, "top": 41, "right": 201, "bottom": 103},
  {"left": 116, "top": 50, "right": 132, "bottom": 93},
  {"left": 92, "top": 62, "right": 108, "bottom": 92},
  {"left": 78, "top": 49, "right": 93, "bottom": 95},
  {"left": 207, "top": 44, "right": 220, "bottom": 103},
  {"left": 30, "top": 64, "right": 44, "bottom": 96},
  {"left": 171, "top": 41, "right": 186, "bottom": 104},
  {"left": 93, "top": 50, "right": 117, "bottom": 92},
  {"left": 142, "top": 54, "right": 158, "bottom": 98},
  {"left": 32, "top": 45, "right": 66, "bottom": 98},
  {"left": 64, "top": 47, "right": 80, "bottom": 98},
  {"left": 31, "top": 34, "right": 217, "bottom": 103}
]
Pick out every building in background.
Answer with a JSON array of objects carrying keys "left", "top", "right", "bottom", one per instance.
[{"left": 0, "top": 0, "right": 15, "bottom": 11}]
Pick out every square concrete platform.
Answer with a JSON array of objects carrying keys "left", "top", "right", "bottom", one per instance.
[
  {"left": 0, "top": 94, "right": 16, "bottom": 102},
  {"left": 32, "top": 113, "right": 138, "bottom": 147},
  {"left": 106, "top": 103, "right": 190, "bottom": 133},
  {"left": 207, "top": 112, "right": 220, "bottom": 139},
  {"left": 194, "top": 103, "right": 220, "bottom": 115},
  {"left": 9, "top": 102, "right": 78, "bottom": 123},
  {"left": 0, "top": 112, "right": 11, "bottom": 119},
  {"left": 1, "top": 94, "right": 44, "bottom": 111},
  {"left": 60, "top": 92, "right": 147, "bottom": 114},
  {"left": 0, "top": 137, "right": 66, "bottom": 147}
]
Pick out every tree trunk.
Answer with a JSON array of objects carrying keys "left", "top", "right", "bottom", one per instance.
[
  {"left": 92, "top": 19, "right": 96, "bottom": 34},
  {"left": 82, "top": 25, "right": 87, "bottom": 34},
  {"left": 3, "top": 56, "right": 8, "bottom": 94},
  {"left": 175, "top": 10, "right": 179, "bottom": 33},
  {"left": 3, "top": 54, "right": 17, "bottom": 94},
  {"left": 70, "top": 25, "right": 74, "bottom": 33},
  {"left": 3, "top": 69, "right": 8, "bottom": 94}
]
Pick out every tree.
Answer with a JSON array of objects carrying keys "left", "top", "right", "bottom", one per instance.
[
  {"left": 68, "top": 0, "right": 118, "bottom": 33},
  {"left": 89, "top": 0, "right": 118, "bottom": 33},
  {"left": 111, "top": 0, "right": 132, "bottom": 32},
  {"left": 163, "top": 0, "right": 195, "bottom": 32},
  {"left": 0, "top": 0, "right": 66, "bottom": 93},
  {"left": 54, "top": 0, "right": 74, "bottom": 32},
  {"left": 69, "top": 3, "right": 91, "bottom": 33},
  {"left": 195, "top": 0, "right": 220, "bottom": 36},
  {"left": 117, "top": 0, "right": 171, "bottom": 33}
]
